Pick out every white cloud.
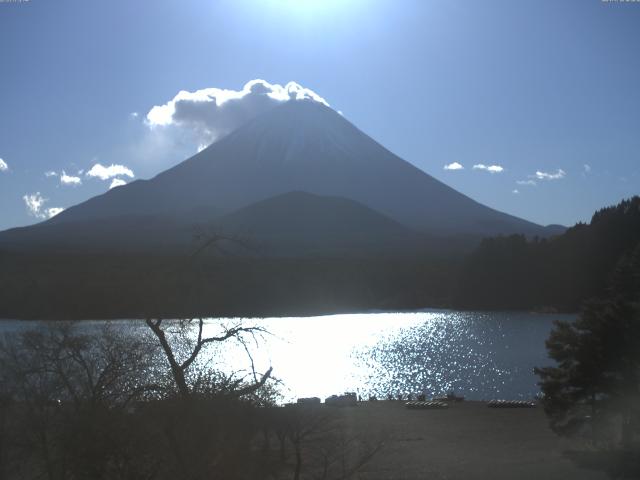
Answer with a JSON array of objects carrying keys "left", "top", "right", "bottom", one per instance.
[
  {"left": 473, "top": 164, "right": 504, "bottom": 173},
  {"left": 86, "top": 163, "right": 134, "bottom": 181},
  {"left": 130, "top": 112, "right": 139, "bottom": 118},
  {"left": 46, "top": 207, "right": 65, "bottom": 217},
  {"left": 23, "top": 193, "right": 45, "bottom": 217},
  {"left": 45, "top": 170, "right": 57, "bottom": 177},
  {"left": 516, "top": 179, "right": 537, "bottom": 186},
  {"left": 534, "top": 169, "right": 566, "bottom": 180},
  {"left": 443, "top": 162, "right": 464, "bottom": 171},
  {"left": 512, "top": 189, "right": 519, "bottom": 194},
  {"left": 109, "top": 178, "right": 127, "bottom": 189},
  {"left": 583, "top": 164, "right": 591, "bottom": 173},
  {"left": 146, "top": 79, "right": 330, "bottom": 145},
  {"left": 60, "top": 171, "right": 82, "bottom": 186},
  {"left": 23, "top": 192, "right": 64, "bottom": 219},
  {"left": 0, "top": 158, "right": 7, "bottom": 172}
]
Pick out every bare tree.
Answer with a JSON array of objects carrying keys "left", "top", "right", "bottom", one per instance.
[
  {"left": 0, "top": 322, "right": 161, "bottom": 480},
  {"left": 145, "top": 318, "right": 272, "bottom": 399}
]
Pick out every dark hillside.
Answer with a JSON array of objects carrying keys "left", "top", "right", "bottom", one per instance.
[{"left": 455, "top": 196, "right": 640, "bottom": 311}]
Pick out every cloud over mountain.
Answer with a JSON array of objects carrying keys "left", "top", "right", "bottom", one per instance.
[
  {"left": 145, "top": 79, "right": 329, "bottom": 146},
  {"left": 23, "top": 192, "right": 64, "bottom": 219},
  {"left": 86, "top": 163, "right": 135, "bottom": 181},
  {"left": 109, "top": 178, "right": 127, "bottom": 189}
]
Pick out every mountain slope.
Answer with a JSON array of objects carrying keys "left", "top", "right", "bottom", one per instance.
[
  {"left": 43, "top": 99, "right": 554, "bottom": 237},
  {"left": 214, "top": 191, "right": 423, "bottom": 256},
  {"left": 0, "top": 214, "right": 198, "bottom": 253},
  {"left": 0, "top": 192, "right": 423, "bottom": 256}
]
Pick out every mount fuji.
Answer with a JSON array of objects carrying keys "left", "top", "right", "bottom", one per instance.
[{"left": 0, "top": 99, "right": 562, "bottom": 255}]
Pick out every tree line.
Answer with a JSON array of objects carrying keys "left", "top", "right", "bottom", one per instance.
[
  {"left": 455, "top": 196, "right": 640, "bottom": 312},
  {"left": 0, "top": 197, "right": 638, "bottom": 319}
]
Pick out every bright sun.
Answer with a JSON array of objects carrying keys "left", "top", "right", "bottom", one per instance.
[{"left": 264, "top": 0, "right": 357, "bottom": 17}]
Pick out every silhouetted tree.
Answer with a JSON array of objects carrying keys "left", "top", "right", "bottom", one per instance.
[
  {"left": 144, "top": 318, "right": 272, "bottom": 399},
  {"left": 0, "top": 322, "right": 284, "bottom": 480},
  {"left": 535, "top": 245, "right": 640, "bottom": 447},
  {"left": 0, "top": 322, "right": 160, "bottom": 480}
]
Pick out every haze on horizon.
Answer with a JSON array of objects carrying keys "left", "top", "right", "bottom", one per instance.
[{"left": 0, "top": 0, "right": 639, "bottom": 231}]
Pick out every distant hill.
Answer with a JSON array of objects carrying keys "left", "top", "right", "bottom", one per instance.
[
  {"left": 0, "top": 191, "right": 425, "bottom": 257},
  {"left": 214, "top": 191, "right": 423, "bottom": 256},
  {"left": 0, "top": 214, "right": 196, "bottom": 254}
]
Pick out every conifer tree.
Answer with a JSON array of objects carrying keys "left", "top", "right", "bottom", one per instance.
[{"left": 535, "top": 244, "right": 640, "bottom": 446}]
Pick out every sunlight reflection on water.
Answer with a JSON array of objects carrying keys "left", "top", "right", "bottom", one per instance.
[
  {"left": 197, "top": 310, "right": 570, "bottom": 402},
  {"left": 1, "top": 310, "right": 572, "bottom": 403}
]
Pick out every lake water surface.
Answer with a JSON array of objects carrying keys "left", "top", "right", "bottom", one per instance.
[{"left": 0, "top": 310, "right": 571, "bottom": 402}]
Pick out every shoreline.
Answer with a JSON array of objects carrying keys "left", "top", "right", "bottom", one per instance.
[{"left": 0, "top": 307, "right": 579, "bottom": 322}]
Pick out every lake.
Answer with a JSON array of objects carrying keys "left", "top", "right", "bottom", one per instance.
[{"left": 0, "top": 310, "right": 571, "bottom": 402}]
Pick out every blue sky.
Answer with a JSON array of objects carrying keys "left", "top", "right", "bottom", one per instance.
[{"left": 0, "top": 0, "right": 639, "bottom": 230}]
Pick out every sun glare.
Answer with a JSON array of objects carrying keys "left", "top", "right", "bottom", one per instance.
[{"left": 258, "top": 0, "right": 363, "bottom": 19}]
